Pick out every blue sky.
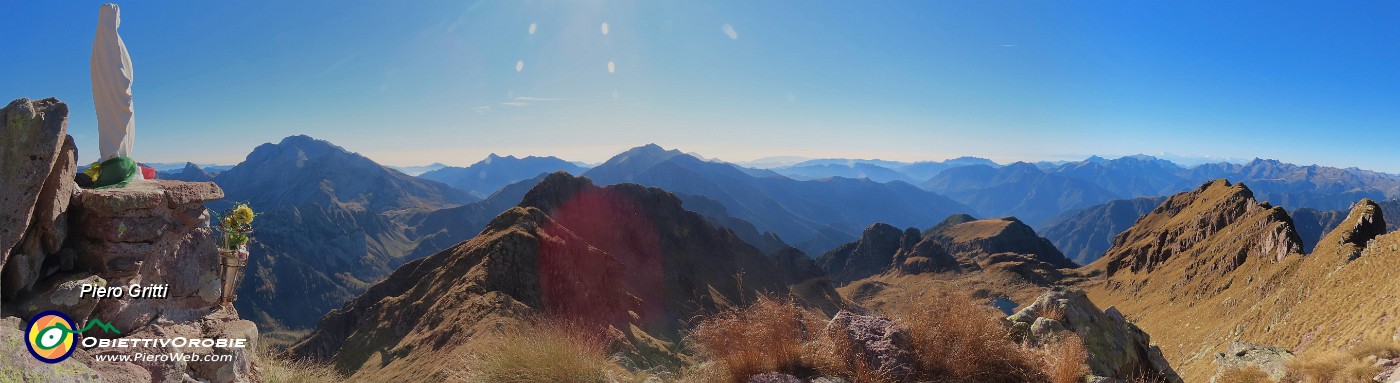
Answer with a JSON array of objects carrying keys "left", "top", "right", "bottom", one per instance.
[{"left": 2, "top": 1, "right": 1398, "bottom": 172}]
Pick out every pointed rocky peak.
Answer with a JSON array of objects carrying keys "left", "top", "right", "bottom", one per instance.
[
  {"left": 517, "top": 171, "right": 600, "bottom": 213},
  {"left": 1097, "top": 179, "right": 1302, "bottom": 278},
  {"left": 817, "top": 222, "right": 917, "bottom": 284},
  {"left": 892, "top": 231, "right": 960, "bottom": 276},
  {"left": 1318, "top": 199, "right": 1387, "bottom": 254},
  {"left": 165, "top": 162, "right": 214, "bottom": 182}
]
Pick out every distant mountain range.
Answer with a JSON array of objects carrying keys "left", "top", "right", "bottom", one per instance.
[
  {"left": 386, "top": 162, "right": 447, "bottom": 176},
  {"left": 155, "top": 136, "right": 1400, "bottom": 333},
  {"left": 142, "top": 162, "right": 233, "bottom": 172},
  {"left": 768, "top": 154, "right": 1400, "bottom": 237},
  {"left": 212, "top": 135, "right": 474, "bottom": 329},
  {"left": 582, "top": 144, "right": 975, "bottom": 256},
  {"left": 1040, "top": 196, "right": 1167, "bottom": 265},
  {"left": 419, "top": 154, "right": 588, "bottom": 198}
]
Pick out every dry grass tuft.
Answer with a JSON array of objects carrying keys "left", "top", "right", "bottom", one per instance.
[
  {"left": 467, "top": 320, "right": 618, "bottom": 383},
  {"left": 1039, "top": 333, "right": 1091, "bottom": 383},
  {"left": 1215, "top": 366, "right": 1272, "bottom": 383},
  {"left": 257, "top": 343, "right": 344, "bottom": 383},
  {"left": 1284, "top": 339, "right": 1400, "bottom": 383},
  {"left": 894, "top": 287, "right": 1046, "bottom": 382},
  {"left": 1039, "top": 303, "right": 1066, "bottom": 323},
  {"left": 688, "top": 296, "right": 851, "bottom": 382},
  {"left": 687, "top": 289, "right": 1092, "bottom": 383}
]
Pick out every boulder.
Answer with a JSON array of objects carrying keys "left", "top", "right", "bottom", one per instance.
[
  {"left": 748, "top": 372, "right": 803, "bottom": 383},
  {"left": 14, "top": 272, "right": 106, "bottom": 325},
  {"left": 0, "top": 98, "right": 69, "bottom": 269},
  {"left": 1376, "top": 358, "right": 1400, "bottom": 383},
  {"left": 1210, "top": 342, "right": 1294, "bottom": 383},
  {"left": 0, "top": 316, "right": 104, "bottom": 382},
  {"left": 1, "top": 98, "right": 76, "bottom": 300},
  {"left": 824, "top": 311, "right": 913, "bottom": 380},
  {"left": 1009, "top": 289, "right": 1183, "bottom": 383}
]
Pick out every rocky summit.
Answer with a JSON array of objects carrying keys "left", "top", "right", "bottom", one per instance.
[
  {"left": 817, "top": 223, "right": 919, "bottom": 284},
  {"left": 0, "top": 98, "right": 258, "bottom": 383},
  {"left": 289, "top": 172, "right": 843, "bottom": 381},
  {"left": 1091, "top": 179, "right": 1303, "bottom": 290},
  {"left": 1083, "top": 179, "right": 1400, "bottom": 381}
]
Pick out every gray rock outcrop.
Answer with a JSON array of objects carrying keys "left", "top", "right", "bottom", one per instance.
[
  {"left": 1008, "top": 289, "right": 1182, "bottom": 383},
  {"left": 1210, "top": 342, "right": 1293, "bottom": 383},
  {"left": 1, "top": 98, "right": 77, "bottom": 300}
]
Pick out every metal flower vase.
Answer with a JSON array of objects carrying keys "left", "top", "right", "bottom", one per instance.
[{"left": 216, "top": 229, "right": 251, "bottom": 307}]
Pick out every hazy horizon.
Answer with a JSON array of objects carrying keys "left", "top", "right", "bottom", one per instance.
[{"left": 3, "top": 1, "right": 1398, "bottom": 172}]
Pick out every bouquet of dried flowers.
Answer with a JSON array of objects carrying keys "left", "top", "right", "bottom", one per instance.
[{"left": 216, "top": 203, "right": 255, "bottom": 260}]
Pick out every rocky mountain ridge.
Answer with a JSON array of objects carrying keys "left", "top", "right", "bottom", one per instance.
[
  {"left": 289, "top": 172, "right": 843, "bottom": 381},
  {"left": 1082, "top": 179, "right": 1400, "bottom": 381}
]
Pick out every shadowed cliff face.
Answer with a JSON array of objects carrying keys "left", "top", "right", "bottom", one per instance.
[
  {"left": 289, "top": 172, "right": 843, "bottom": 381},
  {"left": 530, "top": 176, "right": 667, "bottom": 329}
]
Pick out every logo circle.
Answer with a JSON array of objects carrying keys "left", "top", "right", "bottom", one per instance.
[{"left": 25, "top": 311, "right": 77, "bottom": 363}]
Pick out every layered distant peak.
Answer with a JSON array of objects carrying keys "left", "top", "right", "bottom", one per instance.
[
  {"left": 1096, "top": 179, "right": 1302, "bottom": 280},
  {"left": 218, "top": 135, "right": 473, "bottom": 211},
  {"left": 817, "top": 223, "right": 920, "bottom": 283},
  {"left": 419, "top": 153, "right": 587, "bottom": 198},
  {"left": 160, "top": 162, "right": 213, "bottom": 182},
  {"left": 1317, "top": 199, "right": 1387, "bottom": 258},
  {"left": 270, "top": 134, "right": 349, "bottom": 160},
  {"left": 929, "top": 213, "right": 979, "bottom": 232},
  {"left": 1042, "top": 196, "right": 1167, "bottom": 265},
  {"left": 926, "top": 216, "right": 1075, "bottom": 268},
  {"left": 623, "top": 143, "right": 683, "bottom": 160},
  {"left": 945, "top": 156, "right": 998, "bottom": 166},
  {"left": 582, "top": 144, "right": 688, "bottom": 185}
]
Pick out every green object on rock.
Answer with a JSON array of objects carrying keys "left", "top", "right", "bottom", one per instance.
[{"left": 92, "top": 156, "right": 136, "bottom": 189}]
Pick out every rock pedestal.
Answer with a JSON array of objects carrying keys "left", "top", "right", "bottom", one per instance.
[
  {"left": 72, "top": 179, "right": 228, "bottom": 332},
  {"left": 69, "top": 180, "right": 259, "bottom": 383}
]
